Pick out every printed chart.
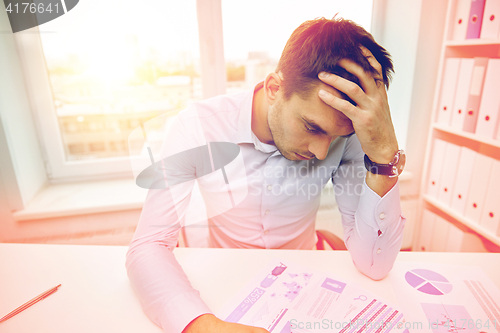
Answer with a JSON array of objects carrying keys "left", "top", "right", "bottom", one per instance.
[
  {"left": 391, "top": 263, "right": 500, "bottom": 333},
  {"left": 405, "top": 269, "right": 453, "bottom": 296}
]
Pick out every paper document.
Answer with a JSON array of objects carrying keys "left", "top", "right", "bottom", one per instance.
[
  {"left": 217, "top": 260, "right": 409, "bottom": 333},
  {"left": 390, "top": 262, "right": 500, "bottom": 333}
]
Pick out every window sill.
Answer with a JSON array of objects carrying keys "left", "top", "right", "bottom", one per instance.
[
  {"left": 12, "top": 179, "right": 147, "bottom": 222},
  {"left": 12, "top": 171, "right": 413, "bottom": 222}
]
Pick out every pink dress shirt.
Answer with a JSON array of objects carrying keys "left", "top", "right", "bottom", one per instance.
[{"left": 126, "top": 84, "right": 406, "bottom": 333}]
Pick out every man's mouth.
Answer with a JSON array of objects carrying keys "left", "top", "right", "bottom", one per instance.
[{"left": 295, "top": 153, "right": 313, "bottom": 160}]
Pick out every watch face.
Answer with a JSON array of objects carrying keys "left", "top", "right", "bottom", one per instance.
[{"left": 391, "top": 151, "right": 406, "bottom": 177}]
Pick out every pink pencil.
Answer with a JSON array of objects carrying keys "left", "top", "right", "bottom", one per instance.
[{"left": 0, "top": 284, "right": 61, "bottom": 323}]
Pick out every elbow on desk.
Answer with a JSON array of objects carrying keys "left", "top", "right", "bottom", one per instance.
[
  {"left": 357, "top": 264, "right": 391, "bottom": 281},
  {"left": 125, "top": 229, "right": 179, "bottom": 264},
  {"left": 352, "top": 258, "right": 394, "bottom": 281},
  {"left": 364, "top": 269, "right": 389, "bottom": 281},
  {"left": 351, "top": 220, "right": 406, "bottom": 281},
  {"left": 124, "top": 243, "right": 137, "bottom": 273},
  {"left": 124, "top": 243, "right": 141, "bottom": 280},
  {"left": 124, "top": 238, "right": 175, "bottom": 272}
]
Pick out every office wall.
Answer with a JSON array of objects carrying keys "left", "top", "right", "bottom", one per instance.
[
  {"left": 372, "top": 0, "right": 423, "bottom": 153},
  {"left": 406, "top": 0, "right": 449, "bottom": 198},
  {"left": 0, "top": 169, "right": 14, "bottom": 242},
  {"left": 372, "top": 0, "right": 448, "bottom": 197},
  {"left": 0, "top": 8, "right": 47, "bottom": 210}
]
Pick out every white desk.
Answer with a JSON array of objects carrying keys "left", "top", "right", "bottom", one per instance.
[{"left": 0, "top": 243, "right": 499, "bottom": 332}]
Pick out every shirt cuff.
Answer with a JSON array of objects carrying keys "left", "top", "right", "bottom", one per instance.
[
  {"left": 159, "top": 291, "right": 212, "bottom": 333},
  {"left": 356, "top": 179, "right": 402, "bottom": 233}
]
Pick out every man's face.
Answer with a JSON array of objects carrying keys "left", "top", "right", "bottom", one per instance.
[{"left": 268, "top": 82, "right": 355, "bottom": 161}]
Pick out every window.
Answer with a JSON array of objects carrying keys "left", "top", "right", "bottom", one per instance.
[
  {"left": 221, "top": 0, "right": 373, "bottom": 93},
  {"left": 68, "top": 143, "right": 84, "bottom": 155},
  {"left": 15, "top": 0, "right": 373, "bottom": 181},
  {"left": 15, "top": 0, "right": 202, "bottom": 180}
]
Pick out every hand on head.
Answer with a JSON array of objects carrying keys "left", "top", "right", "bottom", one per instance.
[{"left": 317, "top": 46, "right": 399, "bottom": 164}]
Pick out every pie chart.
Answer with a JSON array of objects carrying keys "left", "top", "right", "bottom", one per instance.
[{"left": 404, "top": 269, "right": 453, "bottom": 295}]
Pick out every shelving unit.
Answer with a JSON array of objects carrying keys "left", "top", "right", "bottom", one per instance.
[
  {"left": 446, "top": 38, "right": 500, "bottom": 46},
  {"left": 433, "top": 123, "right": 500, "bottom": 149},
  {"left": 423, "top": 194, "right": 500, "bottom": 246},
  {"left": 415, "top": 0, "right": 500, "bottom": 252}
]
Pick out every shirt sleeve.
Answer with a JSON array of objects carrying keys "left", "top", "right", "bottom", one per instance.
[
  {"left": 125, "top": 107, "right": 213, "bottom": 333},
  {"left": 332, "top": 134, "right": 406, "bottom": 281}
]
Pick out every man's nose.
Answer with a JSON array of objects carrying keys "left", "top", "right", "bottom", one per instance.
[{"left": 308, "top": 136, "right": 333, "bottom": 160}]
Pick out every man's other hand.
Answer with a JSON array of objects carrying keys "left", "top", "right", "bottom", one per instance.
[{"left": 182, "top": 314, "right": 271, "bottom": 333}]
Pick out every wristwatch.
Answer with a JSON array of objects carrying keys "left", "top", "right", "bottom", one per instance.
[{"left": 364, "top": 149, "right": 406, "bottom": 178}]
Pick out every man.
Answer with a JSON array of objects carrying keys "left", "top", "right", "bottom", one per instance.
[{"left": 126, "top": 17, "right": 406, "bottom": 333}]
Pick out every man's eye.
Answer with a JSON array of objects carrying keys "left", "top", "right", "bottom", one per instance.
[{"left": 305, "top": 125, "right": 316, "bottom": 133}]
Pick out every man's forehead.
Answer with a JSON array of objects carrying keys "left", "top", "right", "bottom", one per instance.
[
  {"left": 299, "top": 81, "right": 352, "bottom": 125},
  {"left": 291, "top": 80, "right": 345, "bottom": 103}
]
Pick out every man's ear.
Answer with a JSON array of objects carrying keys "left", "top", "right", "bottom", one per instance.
[{"left": 264, "top": 72, "right": 282, "bottom": 105}]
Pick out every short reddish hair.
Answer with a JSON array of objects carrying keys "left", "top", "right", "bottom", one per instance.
[{"left": 276, "top": 17, "right": 394, "bottom": 103}]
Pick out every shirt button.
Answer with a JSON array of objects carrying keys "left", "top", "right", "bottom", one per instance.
[
  {"left": 264, "top": 230, "right": 269, "bottom": 235},
  {"left": 379, "top": 212, "right": 386, "bottom": 220},
  {"left": 267, "top": 185, "right": 273, "bottom": 191},
  {"left": 265, "top": 210, "right": 269, "bottom": 215},
  {"left": 376, "top": 248, "right": 382, "bottom": 254}
]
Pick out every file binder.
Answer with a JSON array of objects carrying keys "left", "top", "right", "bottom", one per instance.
[
  {"left": 420, "top": 210, "right": 437, "bottom": 251},
  {"left": 466, "top": 0, "right": 487, "bottom": 38},
  {"left": 437, "top": 58, "right": 461, "bottom": 126},
  {"left": 480, "top": 159, "right": 500, "bottom": 235},
  {"left": 480, "top": 0, "right": 500, "bottom": 39},
  {"left": 446, "top": 222, "right": 465, "bottom": 252},
  {"left": 453, "top": 0, "right": 473, "bottom": 40},
  {"left": 463, "top": 57, "right": 488, "bottom": 133},
  {"left": 451, "top": 58, "right": 474, "bottom": 131},
  {"left": 451, "top": 147, "right": 477, "bottom": 215},
  {"left": 427, "top": 139, "right": 447, "bottom": 198},
  {"left": 475, "top": 58, "right": 500, "bottom": 139},
  {"left": 437, "top": 143, "right": 461, "bottom": 207},
  {"left": 464, "top": 153, "right": 494, "bottom": 223},
  {"left": 431, "top": 216, "right": 450, "bottom": 252}
]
